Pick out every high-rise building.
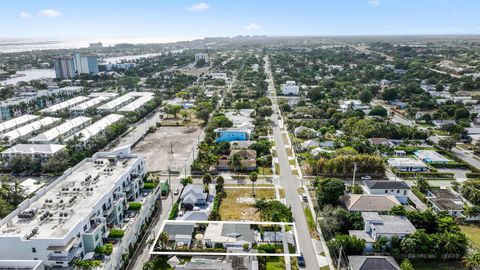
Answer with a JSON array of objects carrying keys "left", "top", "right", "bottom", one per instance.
[
  {"left": 54, "top": 54, "right": 99, "bottom": 79},
  {"left": 54, "top": 56, "right": 76, "bottom": 79},
  {"left": 194, "top": 52, "right": 209, "bottom": 64}
]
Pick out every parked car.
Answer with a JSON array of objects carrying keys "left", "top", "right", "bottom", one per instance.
[
  {"left": 361, "top": 175, "right": 371, "bottom": 180},
  {"left": 302, "top": 194, "right": 308, "bottom": 202},
  {"left": 298, "top": 253, "right": 306, "bottom": 267},
  {"left": 173, "top": 188, "right": 179, "bottom": 195}
]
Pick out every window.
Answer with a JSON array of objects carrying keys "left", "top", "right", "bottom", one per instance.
[
  {"left": 34, "top": 258, "right": 38, "bottom": 260},
  {"left": 83, "top": 224, "right": 88, "bottom": 232},
  {"left": 95, "top": 234, "right": 99, "bottom": 241},
  {"left": 32, "top": 247, "right": 36, "bottom": 253},
  {"left": 397, "top": 190, "right": 400, "bottom": 193},
  {"left": 385, "top": 190, "right": 388, "bottom": 193},
  {"left": 403, "top": 190, "right": 407, "bottom": 195}
]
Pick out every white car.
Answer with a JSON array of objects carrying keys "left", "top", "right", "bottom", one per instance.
[
  {"left": 173, "top": 188, "right": 179, "bottom": 195},
  {"left": 361, "top": 175, "right": 372, "bottom": 181}
]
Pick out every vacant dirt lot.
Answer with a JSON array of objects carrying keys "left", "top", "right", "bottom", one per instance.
[{"left": 133, "top": 125, "right": 202, "bottom": 172}]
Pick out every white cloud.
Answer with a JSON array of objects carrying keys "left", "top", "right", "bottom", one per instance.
[
  {"left": 188, "top": 2, "right": 209, "bottom": 12},
  {"left": 38, "top": 9, "right": 61, "bottom": 17},
  {"left": 245, "top": 22, "right": 261, "bottom": 30},
  {"left": 19, "top": 12, "right": 32, "bottom": 19},
  {"left": 369, "top": 0, "right": 380, "bottom": 6}
]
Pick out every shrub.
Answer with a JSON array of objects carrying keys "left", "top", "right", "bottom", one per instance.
[
  {"left": 108, "top": 229, "right": 125, "bottom": 238},
  {"left": 143, "top": 182, "right": 158, "bottom": 189},
  {"left": 257, "top": 244, "right": 280, "bottom": 253},
  {"left": 169, "top": 201, "right": 180, "bottom": 220},
  {"left": 95, "top": 243, "right": 113, "bottom": 255},
  {"left": 128, "top": 202, "right": 142, "bottom": 211}
]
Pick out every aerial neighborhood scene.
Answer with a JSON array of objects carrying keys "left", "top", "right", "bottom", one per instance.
[{"left": 2, "top": 0, "right": 480, "bottom": 270}]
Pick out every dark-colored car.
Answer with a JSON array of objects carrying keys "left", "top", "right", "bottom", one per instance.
[{"left": 298, "top": 253, "right": 306, "bottom": 267}]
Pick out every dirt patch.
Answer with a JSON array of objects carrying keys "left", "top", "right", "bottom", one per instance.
[
  {"left": 133, "top": 125, "right": 202, "bottom": 172},
  {"left": 219, "top": 188, "right": 276, "bottom": 221}
]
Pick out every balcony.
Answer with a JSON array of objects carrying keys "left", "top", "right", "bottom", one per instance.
[{"left": 48, "top": 245, "right": 81, "bottom": 262}]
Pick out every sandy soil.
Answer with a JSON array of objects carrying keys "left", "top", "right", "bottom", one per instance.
[{"left": 133, "top": 125, "right": 202, "bottom": 172}]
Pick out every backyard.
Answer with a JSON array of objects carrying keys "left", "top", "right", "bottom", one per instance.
[
  {"left": 460, "top": 223, "right": 480, "bottom": 249},
  {"left": 219, "top": 187, "right": 277, "bottom": 221}
]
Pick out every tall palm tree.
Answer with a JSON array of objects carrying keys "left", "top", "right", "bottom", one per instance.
[
  {"left": 228, "top": 154, "right": 242, "bottom": 177},
  {"left": 250, "top": 172, "right": 258, "bottom": 197}
]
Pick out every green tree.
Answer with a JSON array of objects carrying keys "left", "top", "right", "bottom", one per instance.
[
  {"left": 389, "top": 205, "right": 407, "bottom": 216},
  {"left": 159, "top": 232, "right": 169, "bottom": 249},
  {"left": 415, "top": 177, "right": 431, "bottom": 193},
  {"left": 202, "top": 173, "right": 213, "bottom": 185},
  {"left": 438, "top": 138, "right": 456, "bottom": 150},
  {"left": 313, "top": 178, "right": 346, "bottom": 209},
  {"left": 382, "top": 88, "right": 398, "bottom": 101},
  {"left": 463, "top": 250, "right": 480, "bottom": 270},
  {"left": 228, "top": 154, "right": 242, "bottom": 175},
  {"left": 369, "top": 105, "right": 388, "bottom": 117},
  {"left": 180, "top": 176, "right": 193, "bottom": 187},
  {"left": 326, "top": 235, "right": 365, "bottom": 256},
  {"left": 358, "top": 90, "right": 373, "bottom": 104},
  {"left": 400, "top": 258, "right": 415, "bottom": 270}
]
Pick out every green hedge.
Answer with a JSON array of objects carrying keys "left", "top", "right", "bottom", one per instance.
[
  {"left": 128, "top": 202, "right": 142, "bottom": 210},
  {"left": 94, "top": 243, "right": 113, "bottom": 255},
  {"left": 466, "top": 173, "right": 480, "bottom": 179},
  {"left": 143, "top": 182, "right": 158, "bottom": 189},
  {"left": 396, "top": 171, "right": 454, "bottom": 179},
  {"left": 429, "top": 162, "right": 471, "bottom": 169},
  {"left": 108, "top": 229, "right": 124, "bottom": 238},
  {"left": 169, "top": 201, "right": 180, "bottom": 220}
]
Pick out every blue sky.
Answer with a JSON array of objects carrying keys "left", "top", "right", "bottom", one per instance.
[{"left": 2, "top": 0, "right": 480, "bottom": 39}]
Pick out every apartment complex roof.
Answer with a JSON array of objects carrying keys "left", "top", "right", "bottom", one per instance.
[
  {"left": 67, "top": 114, "right": 124, "bottom": 143},
  {"left": 28, "top": 116, "right": 91, "bottom": 143},
  {"left": 40, "top": 96, "right": 90, "bottom": 113},
  {"left": 117, "top": 95, "right": 154, "bottom": 112},
  {"left": 2, "top": 144, "right": 66, "bottom": 155},
  {"left": 97, "top": 95, "right": 134, "bottom": 111},
  {"left": 0, "top": 115, "right": 39, "bottom": 134},
  {"left": 70, "top": 96, "right": 110, "bottom": 111},
  {"left": 1, "top": 117, "right": 61, "bottom": 142}
]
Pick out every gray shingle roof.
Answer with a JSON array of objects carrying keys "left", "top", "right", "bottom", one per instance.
[
  {"left": 348, "top": 256, "right": 400, "bottom": 270},
  {"left": 365, "top": 180, "right": 410, "bottom": 190},
  {"left": 163, "top": 224, "right": 194, "bottom": 237}
]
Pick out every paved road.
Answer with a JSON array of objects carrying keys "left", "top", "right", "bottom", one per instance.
[{"left": 265, "top": 56, "right": 320, "bottom": 270}]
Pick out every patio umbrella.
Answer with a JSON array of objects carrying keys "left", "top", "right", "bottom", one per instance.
[{"left": 167, "top": 256, "right": 181, "bottom": 268}]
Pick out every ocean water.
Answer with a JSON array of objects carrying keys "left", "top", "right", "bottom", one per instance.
[
  {"left": 0, "top": 37, "right": 194, "bottom": 53},
  {"left": 0, "top": 69, "right": 56, "bottom": 86}
]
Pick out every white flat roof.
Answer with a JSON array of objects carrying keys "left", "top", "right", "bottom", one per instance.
[
  {"left": 67, "top": 114, "right": 124, "bottom": 142},
  {"left": 0, "top": 153, "right": 141, "bottom": 239},
  {"left": 414, "top": 150, "right": 450, "bottom": 163},
  {"left": 0, "top": 115, "right": 39, "bottom": 134},
  {"left": 70, "top": 96, "right": 110, "bottom": 111},
  {"left": 2, "top": 144, "right": 66, "bottom": 155},
  {"left": 387, "top": 157, "right": 428, "bottom": 167},
  {"left": 28, "top": 116, "right": 91, "bottom": 143},
  {"left": 88, "top": 92, "right": 119, "bottom": 98},
  {"left": 118, "top": 95, "right": 154, "bottom": 112},
  {"left": 40, "top": 96, "right": 90, "bottom": 113},
  {"left": 1, "top": 117, "right": 61, "bottom": 142},
  {"left": 97, "top": 94, "right": 134, "bottom": 111}
]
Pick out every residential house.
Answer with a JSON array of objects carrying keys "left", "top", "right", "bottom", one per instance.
[
  {"left": 281, "top": 81, "right": 299, "bottom": 96},
  {"left": 294, "top": 126, "right": 318, "bottom": 138},
  {"left": 204, "top": 223, "right": 255, "bottom": 249},
  {"left": 229, "top": 140, "right": 256, "bottom": 150},
  {"left": 162, "top": 224, "right": 195, "bottom": 247},
  {"left": 414, "top": 150, "right": 450, "bottom": 163},
  {"left": 2, "top": 144, "right": 66, "bottom": 162},
  {"left": 180, "top": 184, "right": 208, "bottom": 209},
  {"left": 343, "top": 195, "right": 401, "bottom": 213},
  {"left": 348, "top": 256, "right": 400, "bottom": 270},
  {"left": 349, "top": 212, "right": 416, "bottom": 251},
  {"left": 426, "top": 189, "right": 465, "bottom": 217},
  {"left": 339, "top": 100, "right": 369, "bottom": 112},
  {"left": 364, "top": 180, "right": 410, "bottom": 204},
  {"left": 217, "top": 150, "right": 257, "bottom": 171},
  {"left": 300, "top": 140, "right": 320, "bottom": 151},
  {"left": 387, "top": 158, "right": 429, "bottom": 172},
  {"left": 214, "top": 128, "right": 251, "bottom": 142},
  {"left": 368, "top": 138, "right": 391, "bottom": 146},
  {"left": 432, "top": 120, "right": 456, "bottom": 129}
]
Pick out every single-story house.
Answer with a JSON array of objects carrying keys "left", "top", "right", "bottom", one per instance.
[
  {"left": 343, "top": 195, "right": 401, "bottom": 213},
  {"left": 300, "top": 139, "right": 320, "bottom": 150},
  {"left": 204, "top": 223, "right": 255, "bottom": 249},
  {"left": 217, "top": 149, "right": 257, "bottom": 171},
  {"left": 281, "top": 81, "right": 300, "bottom": 95},
  {"left": 348, "top": 256, "right": 400, "bottom": 270},
  {"left": 364, "top": 180, "right": 410, "bottom": 204},
  {"left": 368, "top": 138, "right": 392, "bottom": 146},
  {"left": 162, "top": 224, "right": 195, "bottom": 246},
  {"left": 319, "top": 140, "right": 335, "bottom": 149},
  {"left": 394, "top": 150, "right": 406, "bottom": 156},
  {"left": 414, "top": 150, "right": 450, "bottom": 163},
  {"left": 432, "top": 120, "right": 456, "bottom": 128},
  {"left": 426, "top": 188, "right": 465, "bottom": 217},
  {"left": 294, "top": 126, "right": 318, "bottom": 138},
  {"left": 349, "top": 212, "right": 416, "bottom": 251},
  {"left": 180, "top": 184, "right": 208, "bottom": 208},
  {"left": 339, "top": 100, "right": 369, "bottom": 112},
  {"left": 387, "top": 158, "right": 429, "bottom": 172}
]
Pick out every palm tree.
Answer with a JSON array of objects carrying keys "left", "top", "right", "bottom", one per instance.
[
  {"left": 228, "top": 154, "right": 242, "bottom": 178},
  {"left": 202, "top": 173, "right": 213, "bottom": 185},
  {"left": 440, "top": 232, "right": 466, "bottom": 259},
  {"left": 142, "top": 261, "right": 155, "bottom": 270},
  {"left": 464, "top": 250, "right": 480, "bottom": 270},
  {"left": 250, "top": 172, "right": 258, "bottom": 197},
  {"left": 159, "top": 232, "right": 169, "bottom": 249}
]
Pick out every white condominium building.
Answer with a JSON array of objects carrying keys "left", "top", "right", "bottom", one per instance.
[
  {"left": 96, "top": 95, "right": 135, "bottom": 114},
  {"left": 1, "top": 117, "right": 62, "bottom": 145},
  {"left": 28, "top": 116, "right": 92, "bottom": 144},
  {"left": 66, "top": 114, "right": 124, "bottom": 146},
  {"left": 0, "top": 115, "right": 40, "bottom": 134},
  {"left": 39, "top": 96, "right": 90, "bottom": 114},
  {"left": 0, "top": 146, "right": 149, "bottom": 270},
  {"left": 70, "top": 96, "right": 111, "bottom": 116},
  {"left": 2, "top": 144, "right": 66, "bottom": 161}
]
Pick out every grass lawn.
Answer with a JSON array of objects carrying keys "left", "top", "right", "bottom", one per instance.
[
  {"left": 266, "top": 257, "right": 285, "bottom": 270},
  {"left": 289, "top": 159, "right": 295, "bottom": 165},
  {"left": 460, "top": 223, "right": 480, "bottom": 249},
  {"left": 286, "top": 147, "right": 293, "bottom": 157},
  {"left": 282, "top": 132, "right": 290, "bottom": 145},
  {"left": 258, "top": 166, "right": 273, "bottom": 175},
  {"left": 279, "top": 188, "right": 285, "bottom": 199},
  {"left": 275, "top": 163, "right": 280, "bottom": 174},
  {"left": 304, "top": 207, "right": 319, "bottom": 239},
  {"left": 410, "top": 259, "right": 466, "bottom": 270},
  {"left": 219, "top": 188, "right": 276, "bottom": 221}
]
